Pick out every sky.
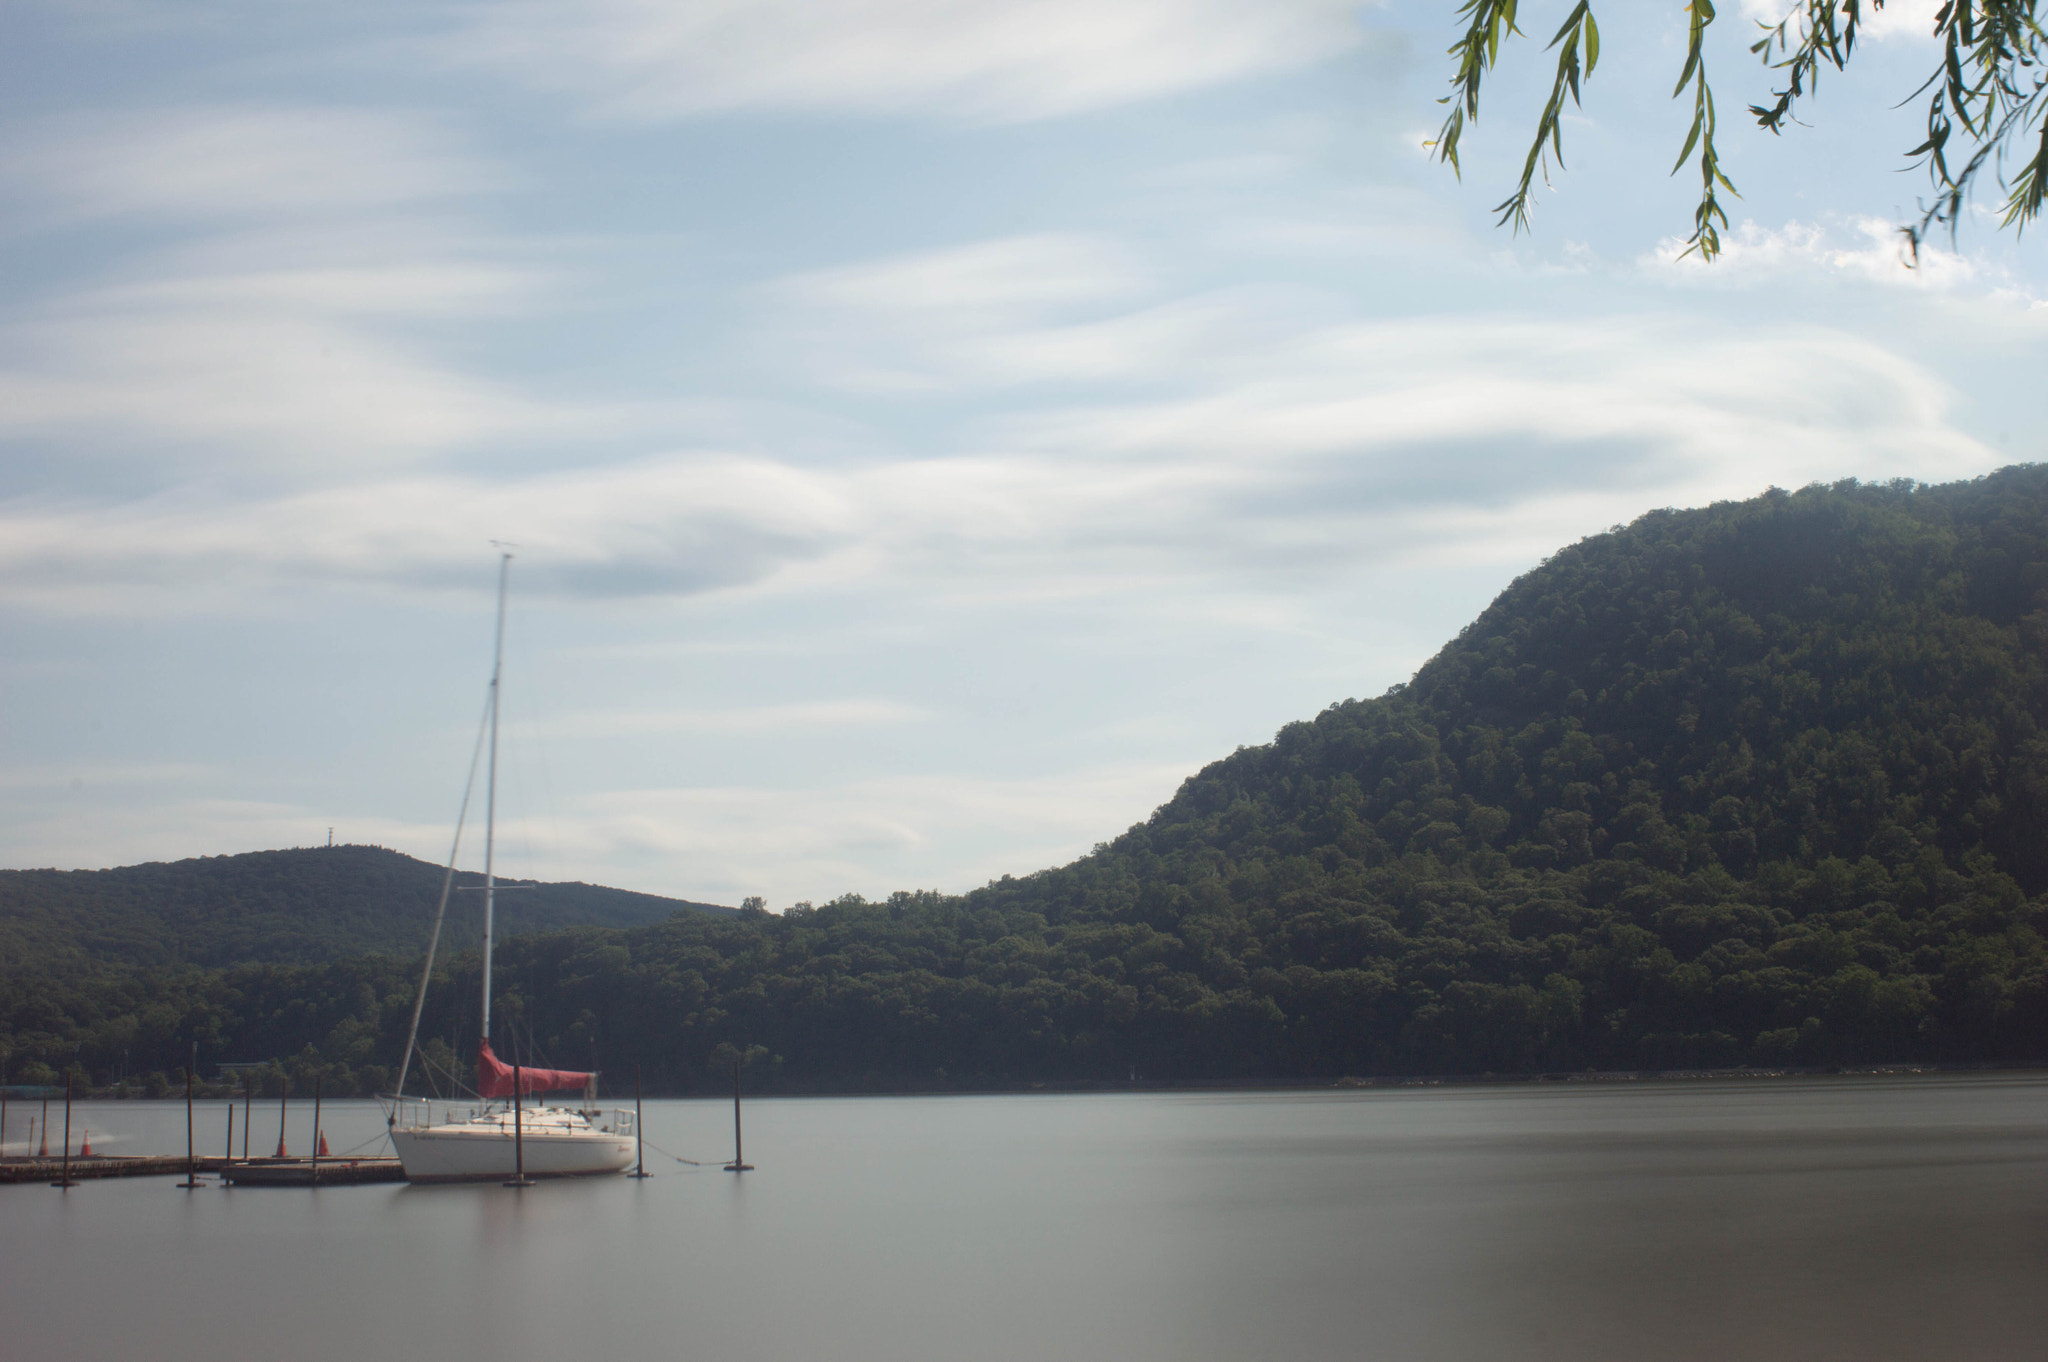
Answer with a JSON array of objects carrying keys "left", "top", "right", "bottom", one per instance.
[{"left": 2, "top": 0, "right": 2042, "bottom": 908}]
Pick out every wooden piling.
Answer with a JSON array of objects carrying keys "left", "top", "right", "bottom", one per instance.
[
  {"left": 178, "top": 1065, "right": 205, "bottom": 1187},
  {"left": 309, "top": 1077, "right": 322, "bottom": 1185},
  {"left": 241, "top": 1078, "right": 252, "bottom": 1161},
  {"left": 630, "top": 1065, "right": 650, "bottom": 1178},
  {"left": 276, "top": 1077, "right": 288, "bottom": 1158},
  {"left": 50, "top": 1073, "right": 77, "bottom": 1188},
  {"left": 503, "top": 1062, "right": 533, "bottom": 1187},
  {"left": 724, "top": 1058, "right": 753, "bottom": 1172}
]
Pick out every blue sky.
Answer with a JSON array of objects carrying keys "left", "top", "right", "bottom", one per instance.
[{"left": 2, "top": 0, "right": 2041, "bottom": 906}]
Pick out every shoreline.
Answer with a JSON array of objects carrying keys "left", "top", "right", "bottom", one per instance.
[{"left": 9, "top": 1060, "right": 2043, "bottom": 1106}]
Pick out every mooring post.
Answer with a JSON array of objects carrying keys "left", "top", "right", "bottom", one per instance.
[
  {"left": 724, "top": 1058, "right": 753, "bottom": 1172},
  {"left": 630, "top": 1064, "right": 650, "bottom": 1178},
  {"left": 309, "top": 1076, "right": 323, "bottom": 1186},
  {"left": 39, "top": 1095, "right": 49, "bottom": 1158},
  {"left": 178, "top": 1065, "right": 205, "bottom": 1187},
  {"left": 50, "top": 1072, "right": 77, "bottom": 1188},
  {"left": 276, "top": 1077, "right": 288, "bottom": 1158},
  {"left": 242, "top": 1078, "right": 252, "bottom": 1161},
  {"left": 503, "top": 1062, "right": 533, "bottom": 1188},
  {"left": 223, "top": 1103, "right": 234, "bottom": 1182}
]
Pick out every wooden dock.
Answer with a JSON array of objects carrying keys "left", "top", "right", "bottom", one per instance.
[
  {"left": 219, "top": 1157, "right": 405, "bottom": 1186},
  {"left": 2, "top": 1155, "right": 406, "bottom": 1186},
  {"left": 0, "top": 1154, "right": 200, "bottom": 1184}
]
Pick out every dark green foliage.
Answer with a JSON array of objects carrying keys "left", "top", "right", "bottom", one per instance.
[
  {"left": 0, "top": 846, "right": 730, "bottom": 1093},
  {"left": 8, "top": 472, "right": 2048, "bottom": 1091},
  {"left": 956, "top": 469, "right": 2048, "bottom": 1076},
  {"left": 1436, "top": 1, "right": 2048, "bottom": 258},
  {"left": 0, "top": 844, "right": 731, "bottom": 970}
]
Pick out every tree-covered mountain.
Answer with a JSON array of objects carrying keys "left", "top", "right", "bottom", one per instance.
[
  {"left": 7, "top": 471, "right": 2047, "bottom": 1095},
  {"left": 952, "top": 468, "right": 2048, "bottom": 1074},
  {"left": 0, "top": 844, "right": 731, "bottom": 971}
]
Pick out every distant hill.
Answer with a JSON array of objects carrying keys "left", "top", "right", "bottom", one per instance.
[
  {"left": 954, "top": 468, "right": 2048, "bottom": 1073},
  {"left": 499, "top": 469, "right": 2048, "bottom": 1087},
  {"left": 0, "top": 845, "right": 732, "bottom": 971},
  {"left": 7, "top": 472, "right": 2048, "bottom": 1094}
]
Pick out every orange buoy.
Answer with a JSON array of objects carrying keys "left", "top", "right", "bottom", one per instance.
[
  {"left": 317, "top": 1132, "right": 329, "bottom": 1156},
  {"left": 79, "top": 1127, "right": 93, "bottom": 1157}
]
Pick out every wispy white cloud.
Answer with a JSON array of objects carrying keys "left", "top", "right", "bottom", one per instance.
[
  {"left": 1737, "top": 0, "right": 1944, "bottom": 43},
  {"left": 89, "top": 260, "right": 544, "bottom": 319},
  {"left": 1004, "top": 314, "right": 1967, "bottom": 464},
  {"left": 0, "top": 229, "right": 1996, "bottom": 611},
  {"left": 0, "top": 245, "right": 1995, "bottom": 610},
  {"left": 0, "top": 761, "right": 212, "bottom": 792},
  {"left": 0, "top": 106, "right": 572, "bottom": 473},
  {"left": 543, "top": 761, "right": 1194, "bottom": 903},
  {"left": 0, "top": 305, "right": 1992, "bottom": 612},
  {"left": 769, "top": 234, "right": 1242, "bottom": 392},
  {"left": 1642, "top": 217, "right": 1984, "bottom": 289},
  {"left": 766, "top": 236, "right": 1990, "bottom": 532},
  {"left": 0, "top": 106, "right": 506, "bottom": 227},
  {"left": 522, "top": 699, "right": 928, "bottom": 739},
  {"left": 0, "top": 301, "right": 562, "bottom": 471},
  {"left": 450, "top": 0, "right": 1365, "bottom": 123},
  {"left": 0, "top": 451, "right": 848, "bottom": 608},
  {"left": 0, "top": 761, "right": 1193, "bottom": 904},
  {"left": 784, "top": 233, "right": 1148, "bottom": 324},
  {"left": 2, "top": 2, "right": 2035, "bottom": 902}
]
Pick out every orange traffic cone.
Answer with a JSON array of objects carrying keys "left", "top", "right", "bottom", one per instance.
[
  {"left": 317, "top": 1132, "right": 329, "bottom": 1156},
  {"left": 79, "top": 1128, "right": 93, "bottom": 1157}
]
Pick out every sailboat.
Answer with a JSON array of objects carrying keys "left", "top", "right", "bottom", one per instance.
[{"left": 387, "top": 551, "right": 638, "bottom": 1183}]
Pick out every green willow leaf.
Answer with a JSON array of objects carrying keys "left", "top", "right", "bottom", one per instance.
[{"left": 1433, "top": 0, "right": 2046, "bottom": 258}]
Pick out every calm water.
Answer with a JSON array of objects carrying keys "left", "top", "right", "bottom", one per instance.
[{"left": 2, "top": 1075, "right": 2044, "bottom": 1361}]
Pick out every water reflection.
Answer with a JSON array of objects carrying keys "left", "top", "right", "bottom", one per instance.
[{"left": 1, "top": 1077, "right": 2042, "bottom": 1361}]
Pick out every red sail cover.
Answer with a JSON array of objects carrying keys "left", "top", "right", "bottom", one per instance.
[{"left": 476, "top": 1041, "right": 593, "bottom": 1099}]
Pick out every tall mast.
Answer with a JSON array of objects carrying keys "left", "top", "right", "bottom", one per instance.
[{"left": 482, "top": 550, "right": 511, "bottom": 1046}]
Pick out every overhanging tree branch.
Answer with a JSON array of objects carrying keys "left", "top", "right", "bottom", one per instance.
[{"left": 1436, "top": 0, "right": 2047, "bottom": 259}]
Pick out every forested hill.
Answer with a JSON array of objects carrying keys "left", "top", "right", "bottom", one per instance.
[
  {"left": 8, "top": 472, "right": 2048, "bottom": 1095},
  {"left": 0, "top": 845, "right": 732, "bottom": 971},
  {"left": 953, "top": 469, "right": 2048, "bottom": 1072}
]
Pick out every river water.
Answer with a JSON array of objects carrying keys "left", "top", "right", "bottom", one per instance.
[{"left": 1, "top": 1074, "right": 2043, "bottom": 1361}]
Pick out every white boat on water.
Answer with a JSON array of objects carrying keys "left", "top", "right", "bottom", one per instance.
[
  {"left": 392, "top": 1106, "right": 635, "bottom": 1182},
  {"left": 385, "top": 551, "right": 638, "bottom": 1183},
  {"left": 389, "top": 1043, "right": 638, "bottom": 1183}
]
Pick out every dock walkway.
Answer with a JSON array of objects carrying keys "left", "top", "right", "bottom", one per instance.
[
  {"left": 1, "top": 1155, "right": 405, "bottom": 1186},
  {"left": 0, "top": 1154, "right": 200, "bottom": 1184},
  {"left": 219, "top": 1157, "right": 404, "bottom": 1186}
]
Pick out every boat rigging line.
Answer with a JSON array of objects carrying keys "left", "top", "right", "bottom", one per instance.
[
  {"left": 634, "top": 1134, "right": 719, "bottom": 1168},
  {"left": 389, "top": 682, "right": 493, "bottom": 1114}
]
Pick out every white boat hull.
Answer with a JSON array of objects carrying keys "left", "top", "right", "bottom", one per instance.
[{"left": 392, "top": 1113, "right": 636, "bottom": 1183}]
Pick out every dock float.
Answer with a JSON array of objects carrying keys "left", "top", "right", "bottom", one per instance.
[
  {"left": 219, "top": 1157, "right": 405, "bottom": 1186},
  {"left": 1, "top": 1155, "right": 202, "bottom": 1184},
  {"left": 2, "top": 1155, "right": 406, "bottom": 1186}
]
